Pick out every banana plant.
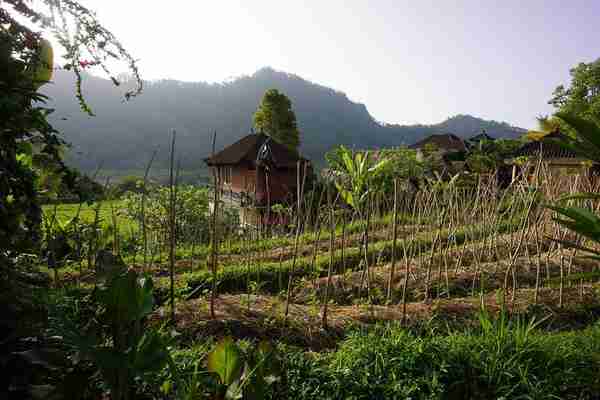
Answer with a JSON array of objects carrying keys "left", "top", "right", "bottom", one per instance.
[
  {"left": 331, "top": 146, "right": 389, "bottom": 299},
  {"left": 333, "top": 146, "right": 389, "bottom": 217}
]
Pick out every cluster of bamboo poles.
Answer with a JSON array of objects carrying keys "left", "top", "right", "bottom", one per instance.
[
  {"left": 210, "top": 160, "right": 600, "bottom": 328},
  {"left": 44, "top": 144, "right": 600, "bottom": 329}
]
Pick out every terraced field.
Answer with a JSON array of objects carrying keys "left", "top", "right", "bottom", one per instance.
[
  {"left": 44, "top": 172, "right": 600, "bottom": 398},
  {"left": 52, "top": 174, "right": 600, "bottom": 344}
]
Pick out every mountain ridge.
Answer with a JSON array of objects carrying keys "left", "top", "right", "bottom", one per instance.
[{"left": 43, "top": 67, "right": 525, "bottom": 171}]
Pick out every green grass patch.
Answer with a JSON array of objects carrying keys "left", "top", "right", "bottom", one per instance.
[
  {"left": 42, "top": 200, "right": 136, "bottom": 234},
  {"left": 279, "top": 317, "right": 600, "bottom": 399}
]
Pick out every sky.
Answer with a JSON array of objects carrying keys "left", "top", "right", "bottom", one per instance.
[{"left": 49, "top": 1, "right": 600, "bottom": 129}]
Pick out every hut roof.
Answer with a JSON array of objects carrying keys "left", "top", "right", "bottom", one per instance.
[
  {"left": 204, "top": 133, "right": 305, "bottom": 168},
  {"left": 468, "top": 132, "right": 495, "bottom": 143},
  {"left": 513, "top": 131, "right": 580, "bottom": 159},
  {"left": 409, "top": 133, "right": 468, "bottom": 152}
]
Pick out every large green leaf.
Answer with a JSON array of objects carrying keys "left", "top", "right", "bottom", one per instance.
[
  {"left": 547, "top": 205, "right": 600, "bottom": 242},
  {"left": 98, "top": 270, "right": 155, "bottom": 325},
  {"left": 555, "top": 112, "right": 600, "bottom": 161},
  {"left": 133, "top": 330, "right": 170, "bottom": 374},
  {"left": 558, "top": 193, "right": 600, "bottom": 202},
  {"left": 207, "top": 337, "right": 244, "bottom": 386},
  {"left": 341, "top": 148, "right": 355, "bottom": 177},
  {"left": 136, "top": 274, "right": 155, "bottom": 319},
  {"left": 367, "top": 158, "right": 390, "bottom": 175}
]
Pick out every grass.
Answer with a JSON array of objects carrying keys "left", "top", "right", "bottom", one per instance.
[
  {"left": 42, "top": 200, "right": 136, "bottom": 234},
  {"left": 277, "top": 308, "right": 600, "bottom": 399},
  {"left": 139, "top": 310, "right": 600, "bottom": 399}
]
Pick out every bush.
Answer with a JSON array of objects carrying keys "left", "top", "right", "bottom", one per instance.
[{"left": 121, "top": 185, "right": 210, "bottom": 245}]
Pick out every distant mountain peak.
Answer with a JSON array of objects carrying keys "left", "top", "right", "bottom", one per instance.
[
  {"left": 253, "top": 66, "right": 277, "bottom": 75},
  {"left": 252, "top": 66, "right": 302, "bottom": 81}
]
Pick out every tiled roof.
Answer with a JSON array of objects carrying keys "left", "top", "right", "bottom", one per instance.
[
  {"left": 513, "top": 131, "right": 580, "bottom": 158},
  {"left": 204, "top": 133, "right": 305, "bottom": 168},
  {"left": 409, "top": 133, "right": 468, "bottom": 152},
  {"left": 468, "top": 133, "right": 495, "bottom": 143}
]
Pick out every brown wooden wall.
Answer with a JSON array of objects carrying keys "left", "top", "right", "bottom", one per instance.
[{"left": 220, "top": 164, "right": 303, "bottom": 204}]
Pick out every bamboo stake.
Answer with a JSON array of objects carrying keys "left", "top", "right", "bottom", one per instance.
[
  {"left": 168, "top": 130, "right": 177, "bottom": 323},
  {"left": 386, "top": 178, "right": 399, "bottom": 302},
  {"left": 141, "top": 150, "right": 157, "bottom": 273},
  {"left": 209, "top": 131, "right": 219, "bottom": 319},
  {"left": 285, "top": 161, "right": 307, "bottom": 319},
  {"left": 321, "top": 182, "right": 335, "bottom": 329}
]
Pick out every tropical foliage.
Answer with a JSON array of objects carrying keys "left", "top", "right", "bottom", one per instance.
[
  {"left": 546, "top": 113, "right": 600, "bottom": 261},
  {"left": 331, "top": 146, "right": 389, "bottom": 214},
  {"left": 51, "top": 270, "right": 172, "bottom": 400}
]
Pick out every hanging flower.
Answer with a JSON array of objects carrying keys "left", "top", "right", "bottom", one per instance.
[{"left": 78, "top": 59, "right": 94, "bottom": 68}]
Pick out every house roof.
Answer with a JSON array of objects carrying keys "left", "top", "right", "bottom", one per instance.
[
  {"left": 468, "top": 132, "right": 495, "bottom": 143},
  {"left": 409, "top": 133, "right": 468, "bottom": 152},
  {"left": 204, "top": 133, "right": 305, "bottom": 168},
  {"left": 512, "top": 131, "right": 581, "bottom": 159}
]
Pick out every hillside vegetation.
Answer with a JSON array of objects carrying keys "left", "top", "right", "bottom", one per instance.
[{"left": 44, "top": 68, "right": 525, "bottom": 171}]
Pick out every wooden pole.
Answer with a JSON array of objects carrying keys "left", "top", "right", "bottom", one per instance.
[
  {"left": 322, "top": 182, "right": 335, "bottom": 329},
  {"left": 142, "top": 150, "right": 157, "bottom": 272},
  {"left": 285, "top": 161, "right": 307, "bottom": 319},
  {"left": 210, "top": 131, "right": 219, "bottom": 319},
  {"left": 387, "top": 178, "right": 399, "bottom": 302},
  {"left": 168, "top": 130, "right": 176, "bottom": 323}
]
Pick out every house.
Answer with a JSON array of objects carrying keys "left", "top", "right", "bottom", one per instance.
[
  {"left": 409, "top": 133, "right": 469, "bottom": 175},
  {"left": 505, "top": 130, "right": 599, "bottom": 184},
  {"left": 204, "top": 133, "right": 310, "bottom": 226},
  {"left": 409, "top": 133, "right": 469, "bottom": 154},
  {"left": 466, "top": 131, "right": 495, "bottom": 150}
]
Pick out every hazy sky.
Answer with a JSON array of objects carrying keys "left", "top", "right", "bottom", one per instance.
[{"left": 64, "top": 1, "right": 599, "bottom": 128}]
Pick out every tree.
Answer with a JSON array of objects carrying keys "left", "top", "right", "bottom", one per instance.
[
  {"left": 1, "top": 1, "right": 141, "bottom": 396},
  {"left": 465, "top": 138, "right": 522, "bottom": 172},
  {"left": 550, "top": 58, "right": 600, "bottom": 125},
  {"left": 1, "top": 0, "right": 142, "bottom": 255},
  {"left": 253, "top": 88, "right": 300, "bottom": 152}
]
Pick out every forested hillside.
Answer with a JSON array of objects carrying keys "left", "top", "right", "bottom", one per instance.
[{"left": 44, "top": 67, "right": 525, "bottom": 171}]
